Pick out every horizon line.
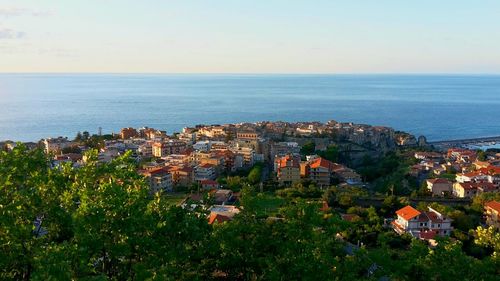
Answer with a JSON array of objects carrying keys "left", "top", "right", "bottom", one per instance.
[{"left": 1, "top": 71, "right": 500, "bottom": 76}]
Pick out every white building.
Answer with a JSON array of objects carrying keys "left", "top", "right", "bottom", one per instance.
[
  {"left": 392, "top": 205, "right": 453, "bottom": 240},
  {"left": 194, "top": 163, "right": 217, "bottom": 181},
  {"left": 43, "top": 137, "right": 74, "bottom": 154}
]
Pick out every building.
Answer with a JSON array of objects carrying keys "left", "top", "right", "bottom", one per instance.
[
  {"left": 332, "top": 165, "right": 362, "bottom": 185},
  {"left": 485, "top": 201, "right": 500, "bottom": 229},
  {"left": 231, "top": 146, "right": 258, "bottom": 167},
  {"left": 300, "top": 157, "right": 334, "bottom": 188},
  {"left": 138, "top": 141, "right": 153, "bottom": 157},
  {"left": 120, "top": 127, "right": 139, "bottom": 139},
  {"left": 275, "top": 155, "right": 301, "bottom": 186},
  {"left": 141, "top": 168, "right": 173, "bottom": 193},
  {"left": 152, "top": 140, "right": 187, "bottom": 157},
  {"left": 211, "top": 189, "right": 234, "bottom": 204},
  {"left": 391, "top": 205, "right": 453, "bottom": 240},
  {"left": 236, "top": 131, "right": 259, "bottom": 140},
  {"left": 168, "top": 166, "right": 194, "bottom": 187},
  {"left": 200, "top": 179, "right": 219, "bottom": 190},
  {"left": 270, "top": 142, "right": 301, "bottom": 158},
  {"left": 208, "top": 205, "right": 240, "bottom": 224},
  {"left": 197, "top": 126, "right": 227, "bottom": 139},
  {"left": 452, "top": 182, "right": 497, "bottom": 198},
  {"left": 43, "top": 137, "right": 74, "bottom": 154},
  {"left": 194, "top": 163, "right": 217, "bottom": 181},
  {"left": 426, "top": 178, "right": 452, "bottom": 196}
]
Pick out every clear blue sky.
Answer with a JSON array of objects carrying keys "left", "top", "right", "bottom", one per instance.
[{"left": 1, "top": 0, "right": 499, "bottom": 73}]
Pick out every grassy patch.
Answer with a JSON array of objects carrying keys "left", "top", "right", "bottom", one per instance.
[
  {"left": 162, "top": 192, "right": 188, "bottom": 206},
  {"left": 254, "top": 193, "right": 285, "bottom": 216}
]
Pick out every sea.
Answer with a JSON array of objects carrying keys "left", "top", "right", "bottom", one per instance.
[{"left": 1, "top": 74, "right": 500, "bottom": 142}]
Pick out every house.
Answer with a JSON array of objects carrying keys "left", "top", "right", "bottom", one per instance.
[
  {"left": 332, "top": 165, "right": 362, "bottom": 185},
  {"left": 447, "top": 149, "right": 477, "bottom": 163},
  {"left": 152, "top": 140, "right": 187, "bottom": 157},
  {"left": 200, "top": 179, "right": 219, "bottom": 190},
  {"left": 208, "top": 205, "right": 240, "bottom": 224},
  {"left": 270, "top": 142, "right": 301, "bottom": 158},
  {"left": 275, "top": 155, "right": 301, "bottom": 186},
  {"left": 300, "top": 157, "right": 335, "bottom": 188},
  {"left": 414, "top": 152, "right": 443, "bottom": 162},
  {"left": 208, "top": 213, "right": 232, "bottom": 225},
  {"left": 120, "top": 127, "right": 138, "bottom": 139},
  {"left": 212, "top": 189, "right": 234, "bottom": 204},
  {"left": 43, "top": 137, "right": 74, "bottom": 154},
  {"left": 141, "top": 168, "right": 173, "bottom": 193},
  {"left": 484, "top": 201, "right": 500, "bottom": 229},
  {"left": 456, "top": 171, "right": 488, "bottom": 183},
  {"left": 391, "top": 205, "right": 453, "bottom": 240},
  {"left": 452, "top": 182, "right": 497, "bottom": 198},
  {"left": 426, "top": 178, "right": 452, "bottom": 196},
  {"left": 167, "top": 166, "right": 194, "bottom": 187},
  {"left": 194, "top": 163, "right": 217, "bottom": 181}
]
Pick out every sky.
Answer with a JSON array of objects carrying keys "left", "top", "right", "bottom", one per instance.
[{"left": 0, "top": 0, "right": 499, "bottom": 73}]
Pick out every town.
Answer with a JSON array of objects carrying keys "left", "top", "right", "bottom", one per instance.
[{"left": 1, "top": 120, "right": 500, "bottom": 280}]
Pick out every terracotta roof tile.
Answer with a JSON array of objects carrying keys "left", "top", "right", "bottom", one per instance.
[
  {"left": 396, "top": 205, "right": 421, "bottom": 221},
  {"left": 485, "top": 201, "right": 500, "bottom": 213}
]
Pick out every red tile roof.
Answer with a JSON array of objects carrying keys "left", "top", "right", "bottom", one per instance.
[
  {"left": 276, "top": 155, "right": 300, "bottom": 169},
  {"left": 479, "top": 167, "right": 500, "bottom": 175},
  {"left": 485, "top": 201, "right": 500, "bottom": 213},
  {"left": 396, "top": 205, "right": 421, "bottom": 221},
  {"left": 427, "top": 178, "right": 451, "bottom": 184},
  {"left": 208, "top": 213, "right": 231, "bottom": 225},
  {"left": 309, "top": 157, "right": 334, "bottom": 169},
  {"left": 419, "top": 230, "right": 438, "bottom": 240}
]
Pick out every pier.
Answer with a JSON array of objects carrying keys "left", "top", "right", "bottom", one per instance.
[{"left": 429, "top": 135, "right": 500, "bottom": 150}]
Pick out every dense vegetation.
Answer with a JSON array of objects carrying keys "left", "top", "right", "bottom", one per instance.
[{"left": 1, "top": 145, "right": 499, "bottom": 280}]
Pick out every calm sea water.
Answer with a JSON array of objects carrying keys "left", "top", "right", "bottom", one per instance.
[{"left": 1, "top": 74, "right": 499, "bottom": 142}]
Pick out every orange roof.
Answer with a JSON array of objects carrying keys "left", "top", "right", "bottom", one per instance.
[
  {"left": 462, "top": 171, "right": 482, "bottom": 178},
  {"left": 309, "top": 157, "right": 334, "bottom": 169},
  {"left": 427, "top": 178, "right": 451, "bottom": 184},
  {"left": 457, "top": 182, "right": 496, "bottom": 191},
  {"left": 142, "top": 167, "right": 169, "bottom": 176},
  {"left": 276, "top": 155, "right": 300, "bottom": 169},
  {"left": 479, "top": 167, "right": 500, "bottom": 175},
  {"left": 208, "top": 213, "right": 231, "bottom": 225},
  {"left": 485, "top": 201, "right": 500, "bottom": 213},
  {"left": 395, "top": 205, "right": 421, "bottom": 221}
]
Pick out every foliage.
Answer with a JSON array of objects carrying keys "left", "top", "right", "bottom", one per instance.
[
  {"left": 247, "top": 164, "right": 263, "bottom": 185},
  {"left": 323, "top": 186, "right": 369, "bottom": 210},
  {"left": 317, "top": 145, "right": 340, "bottom": 162},
  {"left": 300, "top": 141, "right": 316, "bottom": 156},
  {"left": 1, "top": 145, "right": 500, "bottom": 280}
]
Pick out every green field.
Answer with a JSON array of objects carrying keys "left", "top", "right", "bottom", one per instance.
[{"left": 162, "top": 193, "right": 188, "bottom": 206}]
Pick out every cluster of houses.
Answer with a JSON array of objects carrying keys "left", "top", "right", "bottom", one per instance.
[
  {"left": 37, "top": 122, "right": 366, "bottom": 195},
  {"left": 274, "top": 154, "right": 362, "bottom": 188},
  {"left": 412, "top": 149, "right": 500, "bottom": 198},
  {"left": 391, "top": 199, "right": 500, "bottom": 242},
  {"left": 33, "top": 122, "right": 372, "bottom": 225}
]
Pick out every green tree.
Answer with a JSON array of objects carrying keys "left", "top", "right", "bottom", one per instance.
[
  {"left": 300, "top": 141, "right": 316, "bottom": 156},
  {"left": 247, "top": 165, "right": 262, "bottom": 185}
]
